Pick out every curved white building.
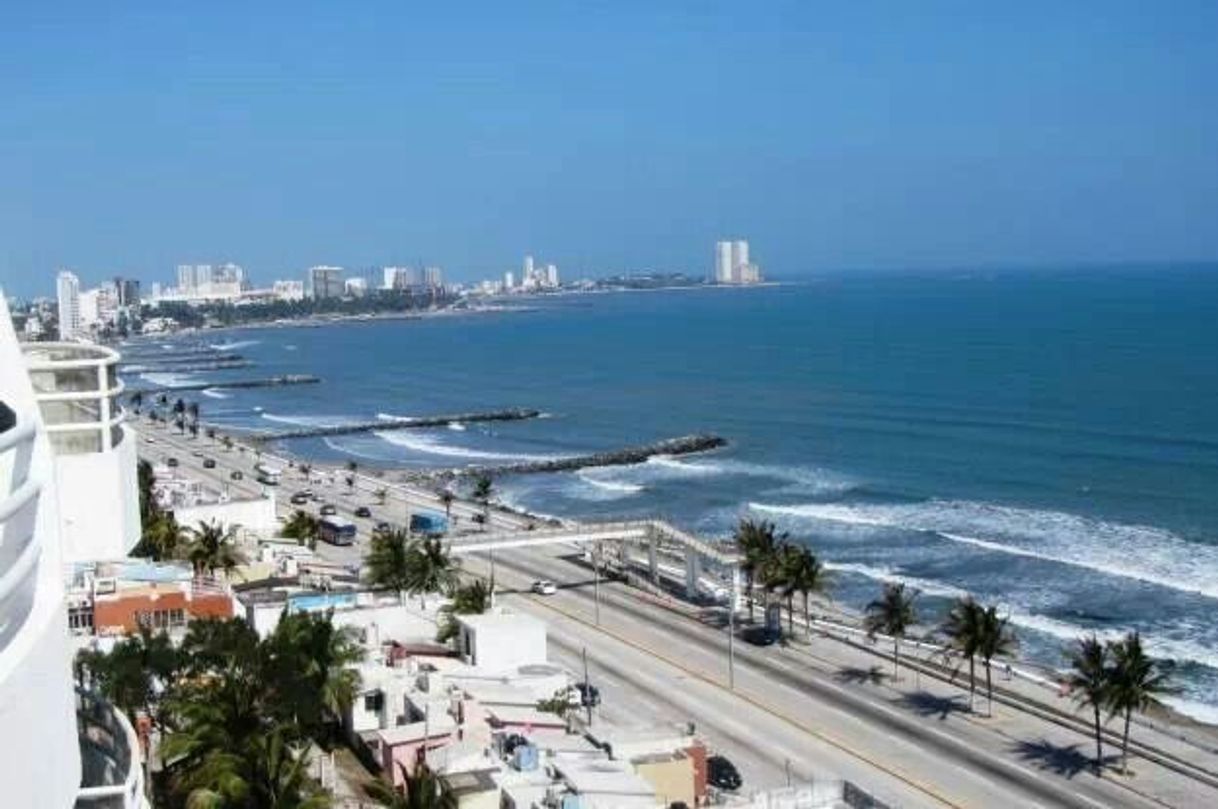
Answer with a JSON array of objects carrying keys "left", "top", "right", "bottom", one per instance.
[
  {"left": 0, "top": 297, "right": 146, "bottom": 809},
  {"left": 23, "top": 342, "right": 141, "bottom": 562}
]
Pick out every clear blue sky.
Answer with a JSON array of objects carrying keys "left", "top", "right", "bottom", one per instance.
[{"left": 2, "top": 1, "right": 1217, "bottom": 296}]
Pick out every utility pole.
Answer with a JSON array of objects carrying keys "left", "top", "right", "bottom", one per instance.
[
  {"left": 593, "top": 542, "right": 602, "bottom": 626},
  {"left": 583, "top": 646, "right": 593, "bottom": 727},
  {"left": 728, "top": 564, "right": 737, "bottom": 690}
]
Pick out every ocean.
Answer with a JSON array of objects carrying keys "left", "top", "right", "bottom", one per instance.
[{"left": 131, "top": 266, "right": 1218, "bottom": 723}]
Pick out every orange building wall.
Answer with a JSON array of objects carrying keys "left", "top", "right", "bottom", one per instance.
[{"left": 93, "top": 588, "right": 233, "bottom": 633}]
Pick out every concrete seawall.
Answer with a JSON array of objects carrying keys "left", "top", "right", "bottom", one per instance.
[
  {"left": 126, "top": 374, "right": 321, "bottom": 396},
  {"left": 246, "top": 408, "right": 542, "bottom": 441},
  {"left": 438, "top": 433, "right": 727, "bottom": 478}
]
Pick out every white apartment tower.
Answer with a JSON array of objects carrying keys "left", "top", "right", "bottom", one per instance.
[
  {"left": 56, "top": 271, "right": 82, "bottom": 340},
  {"left": 730, "top": 241, "right": 749, "bottom": 279},
  {"left": 0, "top": 294, "right": 148, "bottom": 808},
  {"left": 714, "top": 241, "right": 734, "bottom": 284},
  {"left": 713, "top": 239, "right": 761, "bottom": 285}
]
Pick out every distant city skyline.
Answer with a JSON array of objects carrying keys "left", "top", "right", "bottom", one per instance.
[{"left": 3, "top": 3, "right": 1218, "bottom": 299}]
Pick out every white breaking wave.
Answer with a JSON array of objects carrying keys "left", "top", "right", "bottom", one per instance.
[
  {"left": 829, "top": 561, "right": 1218, "bottom": 673},
  {"left": 576, "top": 471, "right": 645, "bottom": 495},
  {"left": 592, "top": 455, "right": 854, "bottom": 496},
  {"left": 448, "top": 422, "right": 467, "bottom": 431},
  {"left": 138, "top": 371, "right": 199, "bottom": 387},
  {"left": 749, "top": 500, "right": 1218, "bottom": 601},
  {"left": 374, "top": 430, "right": 562, "bottom": 462},
  {"left": 209, "top": 339, "right": 260, "bottom": 351},
  {"left": 200, "top": 388, "right": 230, "bottom": 399},
  {"left": 261, "top": 412, "right": 354, "bottom": 428}
]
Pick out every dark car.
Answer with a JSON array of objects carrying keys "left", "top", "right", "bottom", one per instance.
[
  {"left": 707, "top": 755, "right": 742, "bottom": 791},
  {"left": 354, "top": 506, "right": 372, "bottom": 518},
  {"left": 742, "top": 625, "right": 780, "bottom": 647},
  {"left": 230, "top": 470, "right": 243, "bottom": 480},
  {"left": 166, "top": 457, "right": 179, "bottom": 467},
  {"left": 574, "top": 682, "right": 601, "bottom": 707},
  {"left": 320, "top": 504, "right": 337, "bottom": 516},
  {"left": 202, "top": 458, "right": 216, "bottom": 469},
  {"left": 290, "top": 493, "right": 310, "bottom": 505}
]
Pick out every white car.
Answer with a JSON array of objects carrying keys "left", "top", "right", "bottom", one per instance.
[{"left": 531, "top": 580, "right": 558, "bottom": 596}]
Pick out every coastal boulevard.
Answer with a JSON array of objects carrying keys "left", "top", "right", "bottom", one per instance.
[{"left": 137, "top": 424, "right": 1218, "bottom": 808}]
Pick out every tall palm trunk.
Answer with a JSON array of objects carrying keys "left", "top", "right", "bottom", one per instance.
[
  {"left": 745, "top": 571, "right": 755, "bottom": 622},
  {"left": 892, "top": 637, "right": 900, "bottom": 678},
  {"left": 967, "top": 656, "right": 976, "bottom": 712},
  {"left": 1093, "top": 705, "right": 1104, "bottom": 775},
  {"left": 802, "top": 593, "right": 811, "bottom": 641},
  {"left": 984, "top": 661, "right": 993, "bottom": 716},
  {"left": 1122, "top": 707, "right": 1132, "bottom": 774},
  {"left": 786, "top": 593, "right": 794, "bottom": 637}
]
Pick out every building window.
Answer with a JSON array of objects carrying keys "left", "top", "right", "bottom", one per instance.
[
  {"left": 68, "top": 606, "right": 94, "bottom": 633},
  {"left": 136, "top": 608, "right": 187, "bottom": 630},
  {"left": 364, "top": 692, "right": 384, "bottom": 713}
]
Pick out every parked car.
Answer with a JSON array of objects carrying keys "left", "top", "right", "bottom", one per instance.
[
  {"left": 166, "top": 457, "right": 179, "bottom": 467},
  {"left": 202, "top": 458, "right": 216, "bottom": 469},
  {"left": 320, "top": 504, "right": 337, "bottom": 516},
  {"left": 290, "top": 493, "right": 310, "bottom": 505},
  {"left": 230, "top": 470, "right": 243, "bottom": 480},
  {"left": 531, "top": 580, "right": 558, "bottom": 596},
  {"left": 742, "top": 625, "right": 780, "bottom": 647},
  {"left": 707, "top": 755, "right": 742, "bottom": 791},
  {"left": 192, "top": 450, "right": 204, "bottom": 458},
  {"left": 354, "top": 506, "right": 372, "bottom": 518}
]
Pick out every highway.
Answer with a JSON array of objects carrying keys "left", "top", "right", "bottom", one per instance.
[{"left": 138, "top": 422, "right": 1218, "bottom": 808}]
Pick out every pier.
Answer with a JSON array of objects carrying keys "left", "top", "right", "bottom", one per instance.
[
  {"left": 119, "top": 352, "right": 245, "bottom": 366},
  {"left": 125, "top": 374, "right": 321, "bottom": 396},
  {"left": 245, "top": 408, "right": 542, "bottom": 441},
  {"left": 447, "top": 433, "right": 727, "bottom": 478},
  {"left": 122, "top": 359, "right": 255, "bottom": 373}
]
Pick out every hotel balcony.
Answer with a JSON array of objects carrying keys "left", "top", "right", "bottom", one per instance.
[
  {"left": 1, "top": 301, "right": 83, "bottom": 808},
  {"left": 22, "top": 342, "right": 141, "bottom": 562},
  {"left": 76, "top": 688, "right": 150, "bottom": 809}
]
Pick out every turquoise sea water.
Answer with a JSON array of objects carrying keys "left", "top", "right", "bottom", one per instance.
[{"left": 134, "top": 266, "right": 1218, "bottom": 721}]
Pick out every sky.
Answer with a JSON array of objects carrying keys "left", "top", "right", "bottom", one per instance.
[{"left": 2, "top": 1, "right": 1217, "bottom": 297}]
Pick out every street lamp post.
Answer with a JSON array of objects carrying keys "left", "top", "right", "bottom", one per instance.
[
  {"left": 728, "top": 564, "right": 737, "bottom": 690},
  {"left": 593, "top": 542, "right": 602, "bottom": 626}
]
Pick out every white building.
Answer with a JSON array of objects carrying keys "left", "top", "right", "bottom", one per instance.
[
  {"left": 56, "top": 271, "right": 82, "bottom": 340},
  {"left": 545, "top": 264, "right": 559, "bottom": 288},
  {"left": 423, "top": 266, "right": 443, "bottom": 288},
  {"left": 308, "top": 266, "right": 344, "bottom": 299},
  {"left": 455, "top": 612, "right": 547, "bottom": 672},
  {"left": 0, "top": 294, "right": 148, "bottom": 808},
  {"left": 382, "top": 267, "right": 399, "bottom": 290},
  {"left": 176, "top": 264, "right": 197, "bottom": 294},
  {"left": 713, "top": 239, "right": 762, "bottom": 285},
  {"left": 503, "top": 271, "right": 515, "bottom": 290},
  {"left": 271, "top": 279, "right": 305, "bottom": 301},
  {"left": 344, "top": 277, "right": 368, "bottom": 297}
]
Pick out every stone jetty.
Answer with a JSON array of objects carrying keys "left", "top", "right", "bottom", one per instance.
[
  {"left": 442, "top": 433, "right": 727, "bottom": 478},
  {"left": 246, "top": 408, "right": 542, "bottom": 442},
  {"left": 126, "top": 374, "right": 321, "bottom": 396}
]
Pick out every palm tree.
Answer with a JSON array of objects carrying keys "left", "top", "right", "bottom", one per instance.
[
  {"left": 129, "top": 391, "right": 144, "bottom": 414},
  {"left": 780, "top": 545, "right": 829, "bottom": 640},
  {"left": 76, "top": 623, "right": 181, "bottom": 735},
  {"left": 405, "top": 537, "right": 461, "bottom": 608},
  {"left": 471, "top": 474, "right": 493, "bottom": 528},
  {"left": 976, "top": 605, "right": 1017, "bottom": 716},
  {"left": 186, "top": 520, "right": 248, "bottom": 578},
  {"left": 436, "top": 580, "right": 490, "bottom": 643},
  {"left": 365, "top": 764, "right": 456, "bottom": 809},
  {"left": 188, "top": 421, "right": 199, "bottom": 440},
  {"left": 267, "top": 611, "right": 364, "bottom": 736},
  {"left": 138, "top": 512, "right": 189, "bottom": 561},
  {"left": 942, "top": 596, "right": 983, "bottom": 711},
  {"left": 734, "top": 518, "right": 785, "bottom": 622},
  {"left": 205, "top": 426, "right": 217, "bottom": 443},
  {"left": 187, "top": 401, "right": 200, "bottom": 424},
  {"left": 1067, "top": 634, "right": 1111, "bottom": 774},
  {"left": 299, "top": 463, "right": 312, "bottom": 481},
  {"left": 281, "top": 510, "right": 320, "bottom": 548},
  {"left": 222, "top": 435, "right": 234, "bottom": 452},
  {"left": 366, "top": 529, "right": 414, "bottom": 602},
  {"left": 375, "top": 487, "right": 389, "bottom": 505},
  {"left": 864, "top": 582, "right": 918, "bottom": 679},
  {"left": 1107, "top": 632, "right": 1173, "bottom": 774},
  {"left": 438, "top": 490, "right": 454, "bottom": 522}
]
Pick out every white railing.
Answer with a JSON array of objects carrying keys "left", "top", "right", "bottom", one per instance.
[
  {"left": 22, "top": 342, "right": 126, "bottom": 455},
  {"left": 0, "top": 406, "right": 43, "bottom": 652},
  {"left": 76, "top": 688, "right": 147, "bottom": 809}
]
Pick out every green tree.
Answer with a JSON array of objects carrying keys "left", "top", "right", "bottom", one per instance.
[
  {"left": 864, "top": 582, "right": 919, "bottom": 679},
  {"left": 537, "top": 688, "right": 580, "bottom": 723},
  {"left": 222, "top": 435, "right": 234, "bottom": 452},
  {"left": 976, "top": 605, "right": 1017, "bottom": 716},
  {"left": 438, "top": 490, "right": 454, "bottom": 522},
  {"left": 1066, "top": 635, "right": 1111, "bottom": 774},
  {"left": 942, "top": 596, "right": 983, "bottom": 711},
  {"left": 778, "top": 545, "right": 829, "bottom": 640},
  {"left": 365, "top": 529, "right": 414, "bottom": 603},
  {"left": 266, "top": 611, "right": 363, "bottom": 738},
  {"left": 76, "top": 624, "right": 181, "bottom": 734},
  {"left": 405, "top": 537, "right": 461, "bottom": 608},
  {"left": 281, "top": 510, "right": 320, "bottom": 548},
  {"left": 186, "top": 520, "right": 248, "bottom": 578},
  {"left": 733, "top": 518, "right": 785, "bottom": 622},
  {"left": 436, "top": 580, "right": 490, "bottom": 643},
  {"left": 364, "top": 764, "right": 456, "bottom": 809},
  {"left": 1107, "top": 632, "right": 1173, "bottom": 774},
  {"left": 375, "top": 487, "right": 389, "bottom": 505}
]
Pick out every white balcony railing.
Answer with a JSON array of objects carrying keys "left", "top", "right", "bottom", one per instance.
[
  {"left": 0, "top": 403, "right": 43, "bottom": 653},
  {"left": 22, "top": 343, "right": 126, "bottom": 456},
  {"left": 76, "top": 688, "right": 147, "bottom": 809}
]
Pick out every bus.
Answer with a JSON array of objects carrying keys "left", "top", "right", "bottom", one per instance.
[
  {"left": 318, "top": 516, "right": 356, "bottom": 546},
  {"left": 255, "top": 463, "right": 283, "bottom": 486}
]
